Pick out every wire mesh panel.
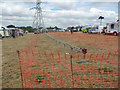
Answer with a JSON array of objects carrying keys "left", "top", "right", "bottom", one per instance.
[{"left": 18, "top": 50, "right": 118, "bottom": 88}]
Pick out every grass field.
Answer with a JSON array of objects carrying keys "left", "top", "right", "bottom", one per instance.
[{"left": 2, "top": 32, "right": 118, "bottom": 88}]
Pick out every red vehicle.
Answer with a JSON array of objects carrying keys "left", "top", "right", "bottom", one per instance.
[{"left": 105, "top": 22, "right": 119, "bottom": 36}]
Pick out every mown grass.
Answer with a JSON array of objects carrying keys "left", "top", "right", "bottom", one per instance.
[{"left": 2, "top": 33, "right": 118, "bottom": 88}]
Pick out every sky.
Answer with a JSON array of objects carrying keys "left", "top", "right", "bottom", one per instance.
[{"left": 0, "top": 0, "right": 119, "bottom": 28}]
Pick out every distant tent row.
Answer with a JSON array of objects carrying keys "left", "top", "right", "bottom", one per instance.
[{"left": 0, "top": 26, "right": 24, "bottom": 38}]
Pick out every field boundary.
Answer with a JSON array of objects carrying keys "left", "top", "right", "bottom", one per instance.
[{"left": 45, "top": 33, "right": 87, "bottom": 54}]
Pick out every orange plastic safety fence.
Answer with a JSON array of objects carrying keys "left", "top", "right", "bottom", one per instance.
[{"left": 18, "top": 50, "right": 118, "bottom": 88}]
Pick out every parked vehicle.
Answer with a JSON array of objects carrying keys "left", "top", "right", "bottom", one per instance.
[
  {"left": 0, "top": 29, "right": 10, "bottom": 38},
  {"left": 81, "top": 27, "right": 87, "bottom": 33},
  {"left": 72, "top": 29, "right": 78, "bottom": 32},
  {"left": 58, "top": 29, "right": 65, "bottom": 32},
  {"left": 8, "top": 28, "right": 24, "bottom": 37},
  {"left": 88, "top": 27, "right": 98, "bottom": 34},
  {"left": 16, "top": 29, "right": 24, "bottom": 36},
  {"left": 105, "top": 22, "right": 119, "bottom": 36},
  {"left": 82, "top": 25, "right": 92, "bottom": 33},
  {"left": 34, "top": 30, "right": 40, "bottom": 34}
]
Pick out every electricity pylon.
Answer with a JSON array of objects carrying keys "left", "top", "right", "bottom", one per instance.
[{"left": 31, "top": 0, "right": 46, "bottom": 32}]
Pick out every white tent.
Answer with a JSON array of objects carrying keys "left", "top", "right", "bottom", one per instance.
[
  {"left": 0, "top": 25, "right": 9, "bottom": 30},
  {"left": 0, "top": 25, "right": 10, "bottom": 37}
]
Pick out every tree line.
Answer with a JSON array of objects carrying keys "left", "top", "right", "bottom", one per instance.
[{"left": 6, "top": 25, "right": 62, "bottom": 32}]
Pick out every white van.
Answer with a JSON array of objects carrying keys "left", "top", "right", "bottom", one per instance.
[
  {"left": 0, "top": 29, "right": 10, "bottom": 38},
  {"left": 105, "top": 22, "right": 119, "bottom": 36}
]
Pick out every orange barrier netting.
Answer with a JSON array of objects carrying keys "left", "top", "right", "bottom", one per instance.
[
  {"left": 17, "top": 34, "right": 118, "bottom": 88},
  {"left": 18, "top": 49, "right": 118, "bottom": 88}
]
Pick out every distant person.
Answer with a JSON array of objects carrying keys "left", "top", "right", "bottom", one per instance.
[
  {"left": 25, "top": 31, "right": 28, "bottom": 34},
  {"left": 12, "top": 29, "right": 15, "bottom": 38},
  {"left": 71, "top": 27, "right": 74, "bottom": 34},
  {"left": 0, "top": 34, "right": 2, "bottom": 39},
  {"left": 70, "top": 29, "right": 73, "bottom": 34},
  {"left": 19, "top": 30, "right": 24, "bottom": 36},
  {"left": 79, "top": 27, "right": 82, "bottom": 31}
]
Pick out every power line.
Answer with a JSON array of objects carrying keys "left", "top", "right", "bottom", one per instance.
[{"left": 31, "top": 0, "right": 46, "bottom": 32}]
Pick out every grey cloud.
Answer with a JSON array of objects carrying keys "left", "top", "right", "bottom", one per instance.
[
  {"left": 1, "top": 3, "right": 34, "bottom": 17},
  {"left": 88, "top": 0, "right": 119, "bottom": 2},
  {"left": 0, "top": 1, "right": 118, "bottom": 28}
]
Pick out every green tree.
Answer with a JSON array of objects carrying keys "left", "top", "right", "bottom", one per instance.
[
  {"left": 55, "top": 26, "right": 58, "bottom": 30},
  {"left": 17, "top": 26, "right": 35, "bottom": 32},
  {"left": 7, "top": 25, "right": 15, "bottom": 28}
]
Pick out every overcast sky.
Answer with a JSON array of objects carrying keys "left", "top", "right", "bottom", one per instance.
[{"left": 0, "top": 0, "right": 119, "bottom": 28}]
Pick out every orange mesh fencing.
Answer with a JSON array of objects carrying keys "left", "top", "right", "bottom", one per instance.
[{"left": 18, "top": 49, "right": 118, "bottom": 88}]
